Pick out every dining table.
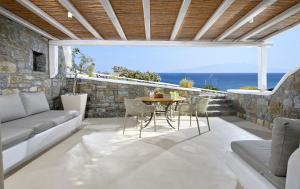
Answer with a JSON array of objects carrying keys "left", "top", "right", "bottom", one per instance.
[{"left": 137, "top": 96, "right": 186, "bottom": 129}]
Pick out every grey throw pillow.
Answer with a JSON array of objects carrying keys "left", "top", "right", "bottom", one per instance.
[
  {"left": 20, "top": 92, "right": 50, "bottom": 115},
  {"left": 269, "top": 117, "right": 300, "bottom": 176},
  {"left": 0, "top": 94, "right": 27, "bottom": 122}
]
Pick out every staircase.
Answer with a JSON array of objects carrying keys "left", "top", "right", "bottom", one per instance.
[{"left": 201, "top": 94, "right": 237, "bottom": 117}]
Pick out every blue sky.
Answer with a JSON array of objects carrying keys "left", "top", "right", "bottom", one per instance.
[{"left": 75, "top": 25, "right": 300, "bottom": 73}]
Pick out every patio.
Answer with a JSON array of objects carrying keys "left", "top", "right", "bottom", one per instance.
[
  {"left": 4, "top": 116, "right": 271, "bottom": 189},
  {"left": 1, "top": 1, "right": 300, "bottom": 189}
]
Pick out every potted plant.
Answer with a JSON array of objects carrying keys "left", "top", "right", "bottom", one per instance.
[
  {"left": 179, "top": 78, "right": 194, "bottom": 88},
  {"left": 61, "top": 48, "right": 94, "bottom": 120}
]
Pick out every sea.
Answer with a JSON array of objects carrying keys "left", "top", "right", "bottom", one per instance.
[{"left": 159, "top": 73, "right": 285, "bottom": 91}]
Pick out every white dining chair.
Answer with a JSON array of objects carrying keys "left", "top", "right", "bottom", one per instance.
[{"left": 123, "top": 99, "right": 156, "bottom": 138}]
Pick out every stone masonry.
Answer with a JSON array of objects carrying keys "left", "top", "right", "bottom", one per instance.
[
  {"left": 0, "top": 15, "right": 66, "bottom": 109},
  {"left": 65, "top": 78, "right": 208, "bottom": 118},
  {"left": 227, "top": 69, "right": 300, "bottom": 129}
]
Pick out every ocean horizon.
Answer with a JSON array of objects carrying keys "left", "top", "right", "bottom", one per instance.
[{"left": 159, "top": 73, "right": 285, "bottom": 91}]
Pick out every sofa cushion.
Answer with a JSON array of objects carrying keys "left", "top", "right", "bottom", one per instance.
[
  {"left": 0, "top": 94, "right": 27, "bottom": 122},
  {"left": 2, "top": 117, "right": 55, "bottom": 135},
  {"left": 231, "top": 140, "right": 286, "bottom": 189},
  {"left": 32, "top": 110, "right": 80, "bottom": 125},
  {"left": 20, "top": 93, "right": 50, "bottom": 115},
  {"left": 2, "top": 110, "right": 79, "bottom": 135},
  {"left": 269, "top": 117, "right": 300, "bottom": 177},
  {"left": 1, "top": 125, "right": 34, "bottom": 150},
  {"left": 1, "top": 110, "right": 80, "bottom": 150}
]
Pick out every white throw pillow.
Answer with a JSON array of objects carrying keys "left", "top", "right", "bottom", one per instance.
[{"left": 20, "top": 92, "right": 50, "bottom": 115}]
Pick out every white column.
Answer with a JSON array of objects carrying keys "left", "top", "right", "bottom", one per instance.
[
  {"left": 258, "top": 45, "right": 267, "bottom": 91},
  {"left": 49, "top": 44, "right": 58, "bottom": 78}
]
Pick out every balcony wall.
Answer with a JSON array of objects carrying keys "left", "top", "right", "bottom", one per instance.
[
  {"left": 65, "top": 77, "right": 211, "bottom": 118},
  {"left": 227, "top": 68, "right": 300, "bottom": 129},
  {"left": 0, "top": 15, "right": 66, "bottom": 109}
]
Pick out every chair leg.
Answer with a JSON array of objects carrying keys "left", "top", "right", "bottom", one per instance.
[
  {"left": 178, "top": 112, "right": 181, "bottom": 131},
  {"left": 153, "top": 111, "right": 157, "bottom": 132},
  {"left": 206, "top": 112, "right": 211, "bottom": 131},
  {"left": 139, "top": 113, "right": 143, "bottom": 138},
  {"left": 195, "top": 111, "right": 201, "bottom": 135},
  {"left": 123, "top": 113, "right": 128, "bottom": 135},
  {"left": 189, "top": 114, "right": 192, "bottom": 127}
]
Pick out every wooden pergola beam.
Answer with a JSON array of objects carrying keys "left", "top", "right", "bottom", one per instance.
[
  {"left": 49, "top": 39, "right": 267, "bottom": 47},
  {"left": 259, "top": 20, "right": 300, "bottom": 41},
  {"left": 239, "top": 3, "right": 300, "bottom": 41},
  {"left": 194, "top": 0, "right": 234, "bottom": 40},
  {"left": 170, "top": 0, "right": 191, "bottom": 41},
  {"left": 216, "top": 0, "right": 276, "bottom": 41},
  {"left": 142, "top": 0, "right": 151, "bottom": 40},
  {"left": 58, "top": 0, "right": 103, "bottom": 39},
  {"left": 16, "top": 0, "right": 79, "bottom": 39},
  {"left": 99, "top": 0, "right": 127, "bottom": 40},
  {"left": 0, "top": 7, "right": 58, "bottom": 40}
]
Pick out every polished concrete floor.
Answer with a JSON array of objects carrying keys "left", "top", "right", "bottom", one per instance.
[{"left": 5, "top": 116, "right": 271, "bottom": 189}]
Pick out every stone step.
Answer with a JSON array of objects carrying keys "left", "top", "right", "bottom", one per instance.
[
  {"left": 207, "top": 104, "right": 234, "bottom": 111},
  {"left": 208, "top": 99, "right": 233, "bottom": 105},
  {"left": 206, "top": 110, "right": 237, "bottom": 117}
]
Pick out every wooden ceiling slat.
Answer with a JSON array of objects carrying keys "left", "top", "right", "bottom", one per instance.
[
  {"left": 0, "top": 0, "right": 69, "bottom": 39},
  {"left": 177, "top": 0, "right": 223, "bottom": 40},
  {"left": 1, "top": 0, "right": 300, "bottom": 42},
  {"left": 70, "top": 0, "right": 120, "bottom": 40},
  {"left": 201, "top": 0, "right": 261, "bottom": 40},
  {"left": 228, "top": 0, "right": 300, "bottom": 39},
  {"left": 110, "top": 0, "right": 145, "bottom": 40},
  {"left": 251, "top": 12, "right": 300, "bottom": 40},
  {"left": 30, "top": 0, "right": 94, "bottom": 39},
  {"left": 151, "top": 0, "right": 182, "bottom": 40}
]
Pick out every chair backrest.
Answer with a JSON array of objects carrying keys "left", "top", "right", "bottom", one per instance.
[
  {"left": 194, "top": 97, "right": 209, "bottom": 114},
  {"left": 124, "top": 99, "right": 147, "bottom": 115}
]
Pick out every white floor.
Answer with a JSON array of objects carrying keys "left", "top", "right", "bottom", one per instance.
[{"left": 5, "top": 116, "right": 271, "bottom": 189}]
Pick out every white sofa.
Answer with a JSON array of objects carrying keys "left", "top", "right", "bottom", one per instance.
[
  {"left": 226, "top": 117, "right": 300, "bottom": 189},
  {"left": 0, "top": 93, "right": 82, "bottom": 174}
]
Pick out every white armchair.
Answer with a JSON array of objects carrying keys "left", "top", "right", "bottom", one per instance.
[{"left": 177, "top": 97, "right": 210, "bottom": 135}]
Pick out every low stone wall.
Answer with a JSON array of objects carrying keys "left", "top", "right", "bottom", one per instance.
[
  {"left": 65, "top": 78, "right": 210, "bottom": 118},
  {"left": 227, "top": 70, "right": 300, "bottom": 129}
]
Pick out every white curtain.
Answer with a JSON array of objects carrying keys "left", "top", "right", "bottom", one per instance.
[{"left": 62, "top": 46, "right": 72, "bottom": 68}]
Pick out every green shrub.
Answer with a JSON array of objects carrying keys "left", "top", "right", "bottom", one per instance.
[
  {"left": 202, "top": 84, "right": 219, "bottom": 91},
  {"left": 112, "top": 66, "right": 161, "bottom": 82},
  {"left": 179, "top": 78, "right": 193, "bottom": 88},
  {"left": 240, "top": 86, "right": 258, "bottom": 90}
]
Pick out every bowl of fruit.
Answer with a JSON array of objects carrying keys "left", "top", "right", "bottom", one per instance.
[{"left": 154, "top": 88, "right": 164, "bottom": 98}]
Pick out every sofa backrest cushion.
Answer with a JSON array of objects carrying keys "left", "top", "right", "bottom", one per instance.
[
  {"left": 269, "top": 117, "right": 300, "bottom": 176},
  {"left": 0, "top": 94, "right": 27, "bottom": 123},
  {"left": 20, "top": 93, "right": 50, "bottom": 115}
]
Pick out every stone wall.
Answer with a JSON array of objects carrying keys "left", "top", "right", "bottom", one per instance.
[
  {"left": 0, "top": 15, "right": 66, "bottom": 109},
  {"left": 227, "top": 69, "right": 300, "bottom": 129},
  {"left": 65, "top": 78, "right": 206, "bottom": 118}
]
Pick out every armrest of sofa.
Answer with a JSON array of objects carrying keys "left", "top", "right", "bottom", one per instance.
[{"left": 286, "top": 147, "right": 300, "bottom": 189}]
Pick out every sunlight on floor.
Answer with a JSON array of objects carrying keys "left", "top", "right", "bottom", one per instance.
[{"left": 5, "top": 116, "right": 268, "bottom": 189}]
